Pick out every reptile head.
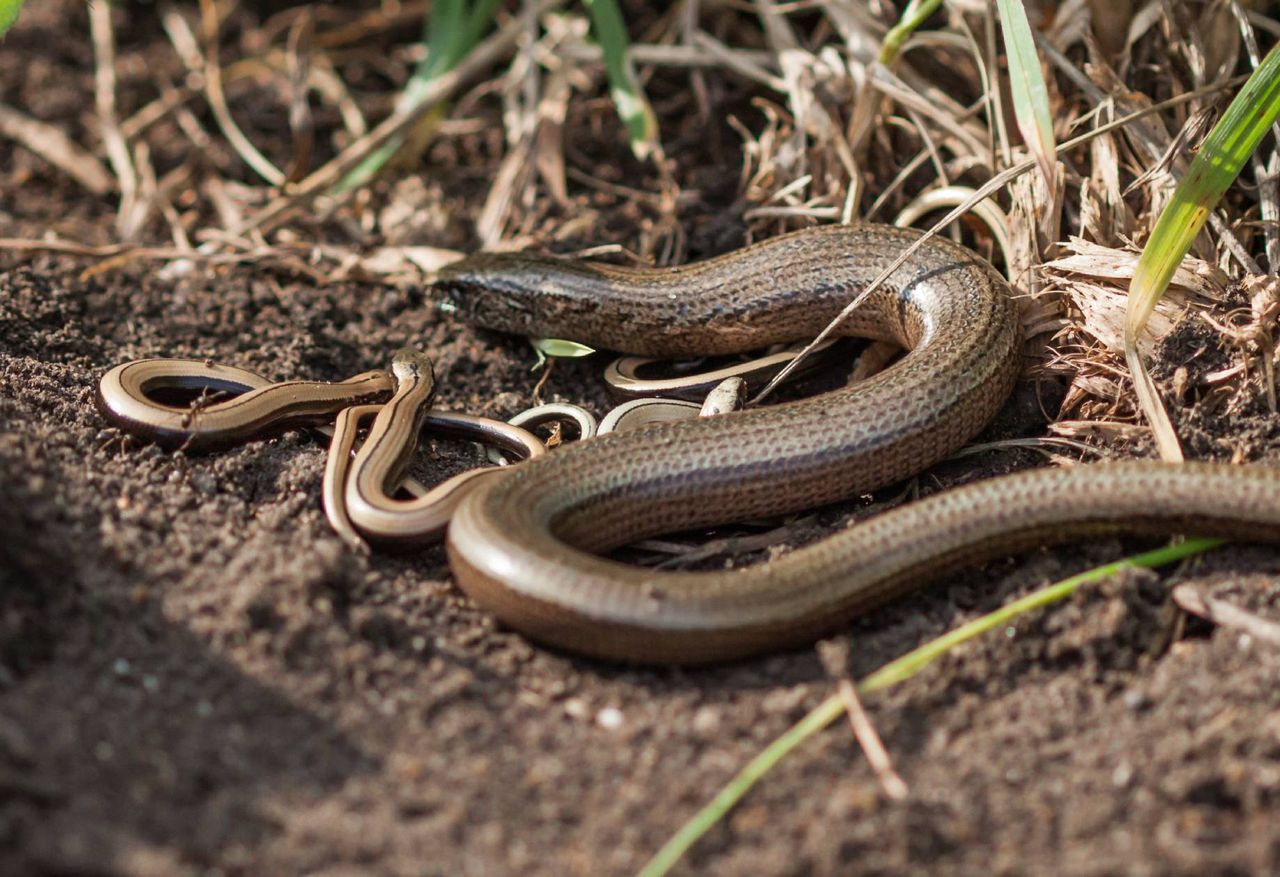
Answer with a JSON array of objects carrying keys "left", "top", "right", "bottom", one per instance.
[{"left": 431, "top": 253, "right": 542, "bottom": 334}]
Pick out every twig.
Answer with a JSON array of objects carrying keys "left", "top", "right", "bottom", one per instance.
[
  {"left": 817, "top": 640, "right": 908, "bottom": 801},
  {"left": 198, "top": 0, "right": 286, "bottom": 186},
  {"left": 691, "top": 31, "right": 787, "bottom": 92},
  {"left": 88, "top": 0, "right": 139, "bottom": 237},
  {"left": 0, "top": 103, "right": 113, "bottom": 195},
  {"left": 1171, "top": 584, "right": 1280, "bottom": 647},
  {"left": 836, "top": 679, "right": 908, "bottom": 800}
]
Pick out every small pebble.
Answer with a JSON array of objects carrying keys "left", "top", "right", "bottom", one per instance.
[
  {"left": 691, "top": 706, "right": 720, "bottom": 736},
  {"left": 1122, "top": 689, "right": 1152, "bottom": 712}
]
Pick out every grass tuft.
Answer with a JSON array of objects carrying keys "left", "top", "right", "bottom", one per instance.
[{"left": 1125, "top": 43, "right": 1280, "bottom": 461}]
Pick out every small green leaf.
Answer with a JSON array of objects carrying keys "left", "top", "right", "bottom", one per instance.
[
  {"left": 0, "top": 0, "right": 25, "bottom": 37},
  {"left": 530, "top": 337, "right": 596, "bottom": 359}
]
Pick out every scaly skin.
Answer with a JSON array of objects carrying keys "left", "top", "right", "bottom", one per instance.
[{"left": 436, "top": 224, "right": 1274, "bottom": 664}]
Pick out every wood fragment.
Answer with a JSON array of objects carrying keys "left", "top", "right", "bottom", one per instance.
[
  {"left": 817, "top": 640, "right": 908, "bottom": 802},
  {"left": 1172, "top": 585, "right": 1280, "bottom": 648}
]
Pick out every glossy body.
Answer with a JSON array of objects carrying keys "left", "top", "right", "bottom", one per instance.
[{"left": 438, "top": 225, "right": 1280, "bottom": 663}]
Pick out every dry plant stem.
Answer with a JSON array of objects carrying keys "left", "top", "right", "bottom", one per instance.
[
  {"left": 232, "top": 5, "right": 549, "bottom": 238},
  {"left": 1232, "top": 3, "right": 1280, "bottom": 270},
  {"left": 0, "top": 103, "right": 113, "bottom": 195},
  {"left": 691, "top": 31, "right": 787, "bottom": 91},
  {"left": 476, "top": 0, "right": 541, "bottom": 246},
  {"left": 559, "top": 42, "right": 777, "bottom": 69},
  {"left": 89, "top": 0, "right": 139, "bottom": 238},
  {"left": 1171, "top": 584, "right": 1280, "bottom": 647},
  {"left": 198, "top": 0, "right": 286, "bottom": 186},
  {"left": 311, "top": 2, "right": 429, "bottom": 48},
  {"left": 975, "top": 10, "right": 1009, "bottom": 168},
  {"left": 681, "top": 0, "right": 710, "bottom": 119},
  {"left": 119, "top": 85, "right": 197, "bottom": 142},
  {"left": 869, "top": 64, "right": 987, "bottom": 158},
  {"left": 0, "top": 239, "right": 157, "bottom": 258},
  {"left": 284, "top": 15, "right": 316, "bottom": 184},
  {"left": 753, "top": 75, "right": 1248, "bottom": 404},
  {"left": 159, "top": 1, "right": 203, "bottom": 69},
  {"left": 1033, "top": 31, "right": 1259, "bottom": 274},
  {"left": 893, "top": 185, "right": 1012, "bottom": 266},
  {"left": 836, "top": 678, "right": 908, "bottom": 800}
]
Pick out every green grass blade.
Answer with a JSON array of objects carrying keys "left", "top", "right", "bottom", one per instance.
[
  {"left": 638, "top": 537, "right": 1224, "bottom": 877},
  {"left": 0, "top": 0, "right": 23, "bottom": 38},
  {"left": 995, "top": 0, "right": 1056, "bottom": 184},
  {"left": 337, "top": 0, "right": 501, "bottom": 193},
  {"left": 1126, "top": 43, "right": 1280, "bottom": 461},
  {"left": 583, "top": 0, "right": 658, "bottom": 160},
  {"left": 423, "top": 0, "right": 466, "bottom": 85},
  {"left": 859, "top": 537, "right": 1223, "bottom": 692},
  {"left": 879, "top": 0, "right": 942, "bottom": 66},
  {"left": 636, "top": 694, "right": 846, "bottom": 877}
]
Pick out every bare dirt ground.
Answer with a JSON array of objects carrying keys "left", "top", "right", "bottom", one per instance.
[{"left": 4, "top": 2, "right": 1280, "bottom": 876}]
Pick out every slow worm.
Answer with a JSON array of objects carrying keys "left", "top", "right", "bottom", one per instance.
[
  {"left": 95, "top": 353, "right": 544, "bottom": 546},
  {"left": 335, "top": 349, "right": 546, "bottom": 545},
  {"left": 96, "top": 358, "right": 394, "bottom": 451},
  {"left": 434, "top": 224, "right": 1280, "bottom": 664}
]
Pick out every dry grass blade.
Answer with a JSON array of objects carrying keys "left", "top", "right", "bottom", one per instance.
[
  {"left": 1125, "top": 43, "right": 1280, "bottom": 462},
  {"left": 893, "top": 185, "right": 1012, "bottom": 267},
  {"left": 0, "top": 102, "right": 113, "bottom": 195},
  {"left": 834, "top": 677, "right": 908, "bottom": 801},
  {"left": 88, "top": 1, "right": 139, "bottom": 239},
  {"left": 197, "top": 0, "right": 285, "bottom": 186},
  {"left": 232, "top": 8, "right": 540, "bottom": 238},
  {"left": 752, "top": 77, "right": 1244, "bottom": 405}
]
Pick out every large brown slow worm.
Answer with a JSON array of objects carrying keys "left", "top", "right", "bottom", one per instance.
[{"left": 436, "top": 223, "right": 1280, "bottom": 664}]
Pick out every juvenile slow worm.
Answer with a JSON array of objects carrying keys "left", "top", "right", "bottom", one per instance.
[
  {"left": 335, "top": 350, "right": 546, "bottom": 545},
  {"left": 96, "top": 359, "right": 394, "bottom": 451},
  {"left": 96, "top": 353, "right": 543, "bottom": 544},
  {"left": 435, "top": 224, "right": 1280, "bottom": 664}
]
